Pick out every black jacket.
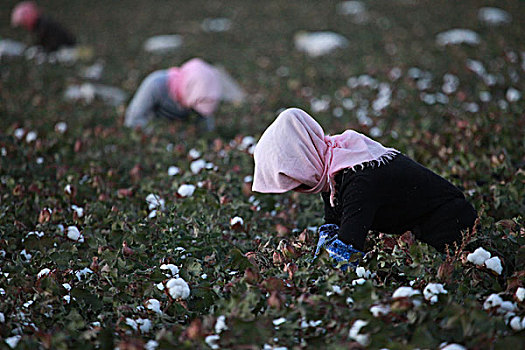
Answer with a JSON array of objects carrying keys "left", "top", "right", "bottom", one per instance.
[{"left": 33, "top": 16, "right": 76, "bottom": 52}]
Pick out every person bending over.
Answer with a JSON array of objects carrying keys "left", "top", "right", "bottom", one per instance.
[
  {"left": 252, "top": 108, "right": 477, "bottom": 269},
  {"left": 124, "top": 58, "right": 225, "bottom": 132},
  {"left": 11, "top": 1, "right": 76, "bottom": 52}
]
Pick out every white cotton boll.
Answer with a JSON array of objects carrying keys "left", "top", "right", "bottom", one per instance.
[
  {"left": 190, "top": 159, "right": 207, "bottom": 174},
  {"left": 392, "top": 286, "right": 421, "bottom": 298},
  {"left": 20, "top": 249, "right": 32, "bottom": 261},
  {"left": 348, "top": 319, "right": 370, "bottom": 346},
  {"left": 167, "top": 277, "right": 191, "bottom": 299},
  {"left": 64, "top": 184, "right": 73, "bottom": 195},
  {"left": 125, "top": 318, "right": 138, "bottom": 331},
  {"left": 145, "top": 194, "right": 165, "bottom": 211},
  {"left": 160, "top": 264, "right": 179, "bottom": 277},
  {"left": 156, "top": 282, "right": 165, "bottom": 291},
  {"left": 332, "top": 107, "right": 344, "bottom": 118},
  {"left": 466, "top": 59, "right": 486, "bottom": 77},
  {"left": 74, "top": 267, "right": 93, "bottom": 281},
  {"left": 483, "top": 293, "right": 503, "bottom": 310},
  {"left": 62, "top": 283, "right": 71, "bottom": 291},
  {"left": 215, "top": 315, "right": 228, "bottom": 333},
  {"left": 201, "top": 17, "right": 232, "bottom": 32},
  {"left": 148, "top": 210, "right": 157, "bottom": 219},
  {"left": 440, "top": 344, "right": 467, "bottom": 350},
  {"left": 25, "top": 131, "right": 37, "bottom": 143},
  {"left": 137, "top": 318, "right": 152, "bottom": 333},
  {"left": 177, "top": 184, "right": 196, "bottom": 197},
  {"left": 370, "top": 304, "right": 390, "bottom": 317},
  {"left": 442, "top": 74, "right": 459, "bottom": 94},
  {"left": 188, "top": 148, "right": 201, "bottom": 159},
  {"left": 509, "top": 316, "right": 524, "bottom": 331},
  {"left": 515, "top": 287, "right": 525, "bottom": 302},
  {"left": 498, "top": 300, "right": 517, "bottom": 314},
  {"left": 37, "top": 268, "right": 51, "bottom": 278},
  {"left": 478, "top": 7, "right": 512, "bottom": 26},
  {"left": 310, "top": 97, "right": 330, "bottom": 113},
  {"left": 355, "top": 267, "right": 371, "bottom": 279},
  {"left": 143, "top": 35, "right": 183, "bottom": 54},
  {"left": 230, "top": 216, "right": 244, "bottom": 226},
  {"left": 168, "top": 166, "right": 180, "bottom": 176},
  {"left": 352, "top": 278, "right": 366, "bottom": 286},
  {"left": 479, "top": 91, "right": 492, "bottom": 102},
  {"left": 240, "top": 136, "right": 256, "bottom": 150},
  {"left": 23, "top": 300, "right": 34, "bottom": 308},
  {"left": 342, "top": 98, "right": 355, "bottom": 110},
  {"left": 337, "top": 1, "right": 366, "bottom": 16},
  {"left": 205, "top": 335, "right": 220, "bottom": 350},
  {"left": 484, "top": 257, "right": 503, "bottom": 275},
  {"left": 506, "top": 88, "right": 521, "bottom": 102},
  {"left": 71, "top": 205, "right": 84, "bottom": 218},
  {"left": 467, "top": 247, "right": 491, "bottom": 265},
  {"left": 436, "top": 29, "right": 481, "bottom": 46},
  {"left": 26, "top": 231, "right": 44, "bottom": 239},
  {"left": 67, "top": 226, "right": 84, "bottom": 242},
  {"left": 5, "top": 335, "right": 21, "bottom": 349},
  {"left": 36, "top": 157, "right": 44, "bottom": 164},
  {"left": 14, "top": 128, "right": 25, "bottom": 140},
  {"left": 0, "top": 312, "right": 4, "bottom": 323},
  {"left": 201, "top": 273, "right": 208, "bottom": 279},
  {"left": 273, "top": 317, "right": 287, "bottom": 326},
  {"left": 55, "top": 122, "right": 68, "bottom": 133},
  {"left": 423, "top": 283, "right": 448, "bottom": 304},
  {"left": 294, "top": 31, "right": 349, "bottom": 57},
  {"left": 145, "top": 340, "right": 159, "bottom": 350}
]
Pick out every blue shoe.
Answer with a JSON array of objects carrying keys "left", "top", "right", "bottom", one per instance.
[{"left": 325, "top": 238, "right": 362, "bottom": 271}]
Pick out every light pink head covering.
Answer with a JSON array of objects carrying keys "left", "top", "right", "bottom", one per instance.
[
  {"left": 11, "top": 1, "right": 40, "bottom": 30},
  {"left": 252, "top": 108, "right": 398, "bottom": 206},
  {"left": 167, "top": 58, "right": 222, "bottom": 117}
]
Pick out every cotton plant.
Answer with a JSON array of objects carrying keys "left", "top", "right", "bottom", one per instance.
[
  {"left": 348, "top": 319, "right": 370, "bottom": 346},
  {"left": 165, "top": 278, "right": 190, "bottom": 300},
  {"left": 160, "top": 264, "right": 179, "bottom": 278},
  {"left": 177, "top": 184, "right": 196, "bottom": 197},
  {"left": 466, "top": 247, "right": 503, "bottom": 274},
  {"left": 423, "top": 283, "right": 448, "bottom": 304},
  {"left": 125, "top": 317, "right": 152, "bottom": 333},
  {"left": 66, "top": 226, "right": 84, "bottom": 242}
]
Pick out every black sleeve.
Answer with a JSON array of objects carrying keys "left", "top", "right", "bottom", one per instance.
[
  {"left": 34, "top": 16, "right": 76, "bottom": 52},
  {"left": 321, "top": 192, "right": 340, "bottom": 225},
  {"left": 337, "top": 174, "right": 377, "bottom": 251}
]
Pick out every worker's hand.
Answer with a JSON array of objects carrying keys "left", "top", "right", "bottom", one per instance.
[
  {"left": 314, "top": 224, "right": 339, "bottom": 257},
  {"left": 325, "top": 238, "right": 362, "bottom": 271}
]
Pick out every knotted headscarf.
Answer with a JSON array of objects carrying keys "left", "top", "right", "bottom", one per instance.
[
  {"left": 11, "top": 1, "right": 40, "bottom": 31},
  {"left": 252, "top": 108, "right": 398, "bottom": 206}
]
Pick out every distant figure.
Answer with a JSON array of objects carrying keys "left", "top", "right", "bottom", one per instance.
[
  {"left": 252, "top": 108, "right": 477, "bottom": 270},
  {"left": 11, "top": 1, "right": 76, "bottom": 52},
  {"left": 125, "top": 58, "right": 244, "bottom": 131}
]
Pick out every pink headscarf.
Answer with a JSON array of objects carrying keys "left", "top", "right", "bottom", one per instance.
[
  {"left": 252, "top": 108, "right": 399, "bottom": 206},
  {"left": 11, "top": 1, "right": 40, "bottom": 31},
  {"left": 167, "top": 58, "right": 222, "bottom": 117}
]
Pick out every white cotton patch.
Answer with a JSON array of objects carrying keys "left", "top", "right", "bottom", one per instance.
[
  {"left": 215, "top": 315, "right": 228, "bottom": 333},
  {"left": 137, "top": 318, "right": 152, "bottom": 333},
  {"left": 37, "top": 268, "right": 51, "bottom": 278},
  {"left": 515, "top": 287, "right": 525, "bottom": 302},
  {"left": 440, "top": 344, "right": 467, "bottom": 350},
  {"left": 190, "top": 159, "right": 207, "bottom": 174},
  {"left": 36, "top": 157, "right": 44, "bottom": 164},
  {"left": 14, "top": 128, "right": 25, "bottom": 140},
  {"left": 26, "top": 231, "right": 44, "bottom": 239},
  {"left": 145, "top": 340, "right": 159, "bottom": 350},
  {"left": 20, "top": 249, "right": 32, "bottom": 261},
  {"left": 392, "top": 286, "right": 421, "bottom": 298},
  {"left": 0, "top": 39, "right": 26, "bottom": 57},
  {"left": 67, "top": 226, "right": 84, "bottom": 242},
  {"left": 436, "top": 29, "right": 481, "bottom": 46},
  {"left": 355, "top": 267, "right": 371, "bottom": 279},
  {"left": 25, "top": 131, "right": 37, "bottom": 143},
  {"left": 466, "top": 247, "right": 491, "bottom": 265},
  {"left": 352, "top": 278, "right": 366, "bottom": 286},
  {"left": 372, "top": 83, "right": 392, "bottom": 111},
  {"left": 423, "top": 283, "right": 448, "bottom": 304},
  {"left": 442, "top": 73, "right": 459, "bottom": 94},
  {"left": 506, "top": 88, "right": 521, "bottom": 102},
  {"left": 146, "top": 194, "right": 165, "bottom": 211},
  {"left": 0, "top": 312, "right": 4, "bottom": 323},
  {"left": 370, "top": 304, "right": 390, "bottom": 317},
  {"left": 177, "top": 184, "right": 196, "bottom": 197},
  {"left": 62, "top": 283, "right": 72, "bottom": 291},
  {"left": 125, "top": 318, "right": 138, "bottom": 331},
  {"left": 201, "top": 17, "right": 232, "bottom": 32},
  {"left": 342, "top": 98, "right": 355, "bottom": 110},
  {"left": 348, "top": 319, "right": 370, "bottom": 346},
  {"left": 478, "top": 7, "right": 512, "bottom": 26},
  {"left": 71, "top": 205, "right": 84, "bottom": 218},
  {"left": 310, "top": 97, "right": 331, "bottom": 113},
  {"left": 484, "top": 257, "right": 503, "bottom": 275},
  {"left": 5, "top": 335, "right": 21, "bottom": 349},
  {"left": 74, "top": 267, "right": 93, "bottom": 281},
  {"left": 166, "top": 277, "right": 191, "bottom": 299},
  {"left": 143, "top": 35, "right": 183, "bottom": 54},
  {"left": 483, "top": 293, "right": 503, "bottom": 310},
  {"left": 168, "top": 166, "right": 180, "bottom": 176},
  {"left": 205, "top": 335, "right": 220, "bottom": 350},
  {"left": 23, "top": 300, "right": 34, "bottom": 308},
  {"left": 55, "top": 122, "right": 68, "bottom": 133},
  {"left": 201, "top": 273, "right": 208, "bottom": 279},
  {"left": 479, "top": 91, "right": 492, "bottom": 102},
  {"left": 160, "top": 264, "right": 179, "bottom": 277},
  {"left": 156, "top": 282, "right": 165, "bottom": 291},
  {"left": 294, "top": 31, "right": 348, "bottom": 57},
  {"left": 80, "top": 60, "right": 104, "bottom": 80},
  {"left": 509, "top": 316, "right": 525, "bottom": 331},
  {"left": 188, "top": 148, "right": 201, "bottom": 159},
  {"left": 230, "top": 216, "right": 244, "bottom": 226},
  {"left": 273, "top": 317, "right": 287, "bottom": 326}
]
